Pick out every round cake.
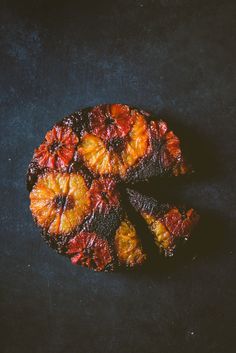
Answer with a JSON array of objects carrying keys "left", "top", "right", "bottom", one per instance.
[{"left": 27, "top": 104, "right": 199, "bottom": 272}]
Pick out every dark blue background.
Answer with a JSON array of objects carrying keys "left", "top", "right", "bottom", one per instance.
[{"left": 1, "top": 1, "right": 235, "bottom": 352}]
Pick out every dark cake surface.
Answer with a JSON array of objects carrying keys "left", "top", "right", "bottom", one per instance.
[{"left": 27, "top": 104, "right": 199, "bottom": 272}]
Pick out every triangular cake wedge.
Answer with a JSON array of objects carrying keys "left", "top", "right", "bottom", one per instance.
[{"left": 127, "top": 189, "right": 199, "bottom": 256}]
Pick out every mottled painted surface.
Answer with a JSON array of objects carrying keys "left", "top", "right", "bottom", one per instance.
[{"left": 0, "top": 1, "right": 235, "bottom": 353}]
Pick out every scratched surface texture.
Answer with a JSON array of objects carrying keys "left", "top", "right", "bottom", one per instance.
[{"left": 0, "top": 1, "right": 236, "bottom": 353}]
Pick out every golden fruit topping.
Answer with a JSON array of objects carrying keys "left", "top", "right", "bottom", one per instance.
[
  {"left": 30, "top": 172, "right": 90, "bottom": 235},
  {"left": 78, "top": 110, "right": 148, "bottom": 177},
  {"left": 115, "top": 219, "right": 146, "bottom": 267}
]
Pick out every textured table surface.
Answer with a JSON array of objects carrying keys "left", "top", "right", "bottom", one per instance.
[{"left": 1, "top": 1, "right": 236, "bottom": 353}]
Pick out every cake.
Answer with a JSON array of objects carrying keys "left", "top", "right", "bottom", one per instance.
[
  {"left": 127, "top": 189, "right": 200, "bottom": 257},
  {"left": 27, "top": 104, "right": 199, "bottom": 271}
]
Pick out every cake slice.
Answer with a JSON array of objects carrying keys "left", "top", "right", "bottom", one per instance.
[{"left": 127, "top": 189, "right": 199, "bottom": 256}]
